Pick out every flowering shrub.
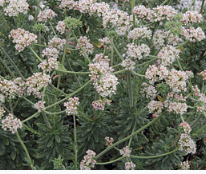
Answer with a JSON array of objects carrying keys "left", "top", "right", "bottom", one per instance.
[{"left": 1, "top": 0, "right": 206, "bottom": 170}]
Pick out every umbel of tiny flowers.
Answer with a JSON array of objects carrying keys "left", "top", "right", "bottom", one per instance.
[
  {"left": 64, "top": 17, "right": 82, "bottom": 29},
  {"left": 179, "top": 161, "right": 190, "bottom": 170},
  {"left": 179, "top": 121, "right": 191, "bottom": 134},
  {"left": 178, "top": 133, "right": 196, "bottom": 155},
  {"left": 34, "top": 101, "right": 46, "bottom": 112},
  {"left": 125, "top": 162, "right": 136, "bottom": 170},
  {"left": 105, "top": 137, "right": 114, "bottom": 146},
  {"left": 1, "top": 113, "right": 22, "bottom": 134},
  {"left": 120, "top": 146, "right": 131, "bottom": 157},
  {"left": 64, "top": 97, "right": 80, "bottom": 115},
  {"left": 80, "top": 150, "right": 96, "bottom": 170}
]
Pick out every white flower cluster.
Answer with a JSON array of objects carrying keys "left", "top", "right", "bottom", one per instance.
[
  {"left": 182, "top": 11, "right": 203, "bottom": 25},
  {"left": 153, "top": 30, "right": 182, "bottom": 50},
  {"left": 89, "top": 54, "right": 119, "bottom": 98},
  {"left": 157, "top": 45, "right": 180, "bottom": 66},
  {"left": 125, "top": 162, "right": 136, "bottom": 170},
  {"left": 126, "top": 43, "right": 150, "bottom": 60},
  {"left": 76, "top": 36, "right": 94, "bottom": 56},
  {"left": 141, "top": 82, "right": 157, "bottom": 99},
  {"left": 59, "top": 0, "right": 75, "bottom": 10},
  {"left": 148, "top": 100, "right": 164, "bottom": 115},
  {"left": 121, "top": 58, "right": 135, "bottom": 70},
  {"left": 133, "top": 5, "right": 153, "bottom": 21},
  {"left": 80, "top": 150, "right": 96, "bottom": 170},
  {"left": 34, "top": 101, "right": 46, "bottom": 112},
  {"left": 164, "top": 100, "right": 187, "bottom": 115},
  {"left": 64, "top": 97, "right": 79, "bottom": 116},
  {"left": 92, "top": 99, "right": 111, "bottom": 111},
  {"left": 89, "top": 2, "right": 110, "bottom": 17},
  {"left": 4, "top": 0, "right": 29, "bottom": 17},
  {"left": 179, "top": 161, "right": 190, "bottom": 170},
  {"left": 181, "top": 27, "right": 205, "bottom": 42},
  {"left": 26, "top": 73, "right": 51, "bottom": 98},
  {"left": 38, "top": 58, "right": 59, "bottom": 72},
  {"left": 145, "top": 65, "right": 190, "bottom": 115},
  {"left": 152, "top": 5, "right": 177, "bottom": 22},
  {"left": 164, "top": 92, "right": 188, "bottom": 115},
  {"left": 105, "top": 136, "right": 114, "bottom": 146},
  {"left": 9, "top": 28, "right": 37, "bottom": 52},
  {"left": 48, "top": 37, "right": 66, "bottom": 50},
  {"left": 120, "top": 146, "right": 131, "bottom": 157},
  {"left": 0, "top": 107, "right": 5, "bottom": 120},
  {"left": 42, "top": 47, "right": 59, "bottom": 59},
  {"left": 56, "top": 21, "right": 66, "bottom": 34},
  {"left": 133, "top": 5, "right": 176, "bottom": 22},
  {"left": 2, "top": 114, "right": 22, "bottom": 134},
  {"left": 75, "top": 0, "right": 96, "bottom": 13},
  {"left": 0, "top": 79, "right": 19, "bottom": 100},
  {"left": 98, "top": 37, "right": 112, "bottom": 49},
  {"left": 199, "top": 70, "right": 206, "bottom": 80},
  {"left": 178, "top": 133, "right": 196, "bottom": 155},
  {"left": 38, "top": 9, "right": 57, "bottom": 22},
  {"left": 145, "top": 65, "right": 169, "bottom": 84},
  {"left": 166, "top": 69, "right": 189, "bottom": 93},
  {"left": 128, "top": 27, "right": 152, "bottom": 40},
  {"left": 179, "top": 121, "right": 191, "bottom": 134}
]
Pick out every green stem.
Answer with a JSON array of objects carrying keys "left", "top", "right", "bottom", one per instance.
[
  {"left": 45, "top": 110, "right": 66, "bottom": 115},
  {"left": 56, "top": 69, "right": 90, "bottom": 75},
  {"left": 0, "top": 47, "right": 25, "bottom": 80},
  {"left": 16, "top": 132, "right": 34, "bottom": 170},
  {"left": 95, "top": 115, "right": 163, "bottom": 160},
  {"left": 130, "top": 148, "right": 179, "bottom": 159},
  {"left": 112, "top": 69, "right": 126, "bottom": 75},
  {"left": 127, "top": 70, "right": 133, "bottom": 108},
  {"left": 131, "top": 70, "right": 145, "bottom": 77},
  {"left": 0, "top": 56, "right": 15, "bottom": 78},
  {"left": 22, "top": 112, "right": 39, "bottom": 123},
  {"left": 35, "top": 0, "right": 41, "bottom": 22},
  {"left": 46, "top": 80, "right": 91, "bottom": 110},
  {"left": 108, "top": 35, "right": 124, "bottom": 61},
  {"left": 96, "top": 156, "right": 125, "bottom": 165},
  {"left": 29, "top": 46, "right": 42, "bottom": 62},
  {"left": 201, "top": 0, "right": 205, "bottom": 13},
  {"left": 42, "top": 111, "right": 52, "bottom": 129},
  {"left": 73, "top": 115, "right": 78, "bottom": 170},
  {"left": 49, "top": 21, "right": 57, "bottom": 37}
]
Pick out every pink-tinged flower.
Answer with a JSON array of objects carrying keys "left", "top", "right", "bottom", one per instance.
[
  {"left": 120, "top": 146, "right": 131, "bottom": 157},
  {"left": 4, "top": 0, "right": 29, "bottom": 17},
  {"left": 181, "top": 11, "right": 203, "bottom": 25},
  {"left": 125, "top": 162, "right": 136, "bottom": 170},
  {"left": 34, "top": 101, "right": 46, "bottom": 112},
  {"left": 80, "top": 150, "right": 96, "bottom": 170},
  {"left": 76, "top": 36, "right": 94, "bottom": 56},
  {"left": 180, "top": 161, "right": 190, "bottom": 170},
  {"left": 56, "top": 21, "right": 66, "bottom": 34},
  {"left": 64, "top": 97, "right": 79, "bottom": 115},
  {"left": 2, "top": 114, "right": 22, "bottom": 134},
  {"left": 181, "top": 27, "right": 205, "bottom": 42},
  {"left": 179, "top": 121, "right": 191, "bottom": 134},
  {"left": 92, "top": 99, "right": 111, "bottom": 111},
  {"left": 178, "top": 133, "right": 196, "bottom": 155},
  {"left": 105, "top": 137, "right": 114, "bottom": 146},
  {"left": 38, "top": 9, "right": 57, "bottom": 22},
  {"left": 9, "top": 28, "right": 37, "bottom": 52}
]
